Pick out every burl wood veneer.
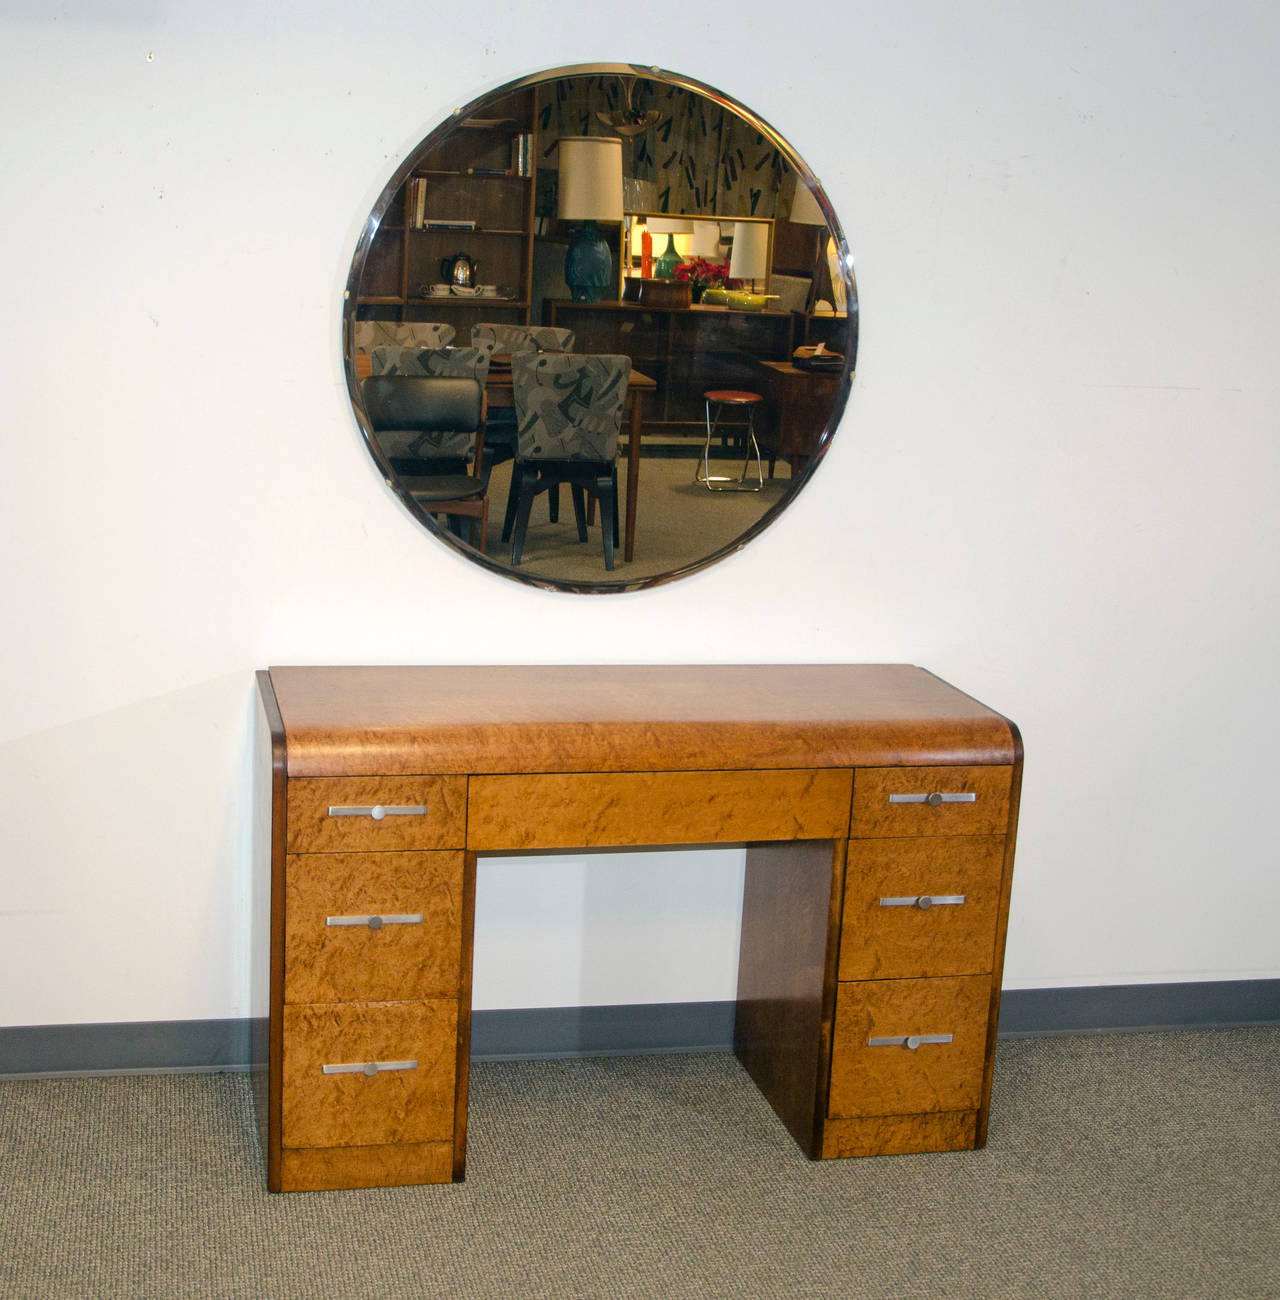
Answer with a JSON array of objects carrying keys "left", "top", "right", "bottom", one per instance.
[
  {"left": 254, "top": 664, "right": 1021, "bottom": 1192},
  {"left": 284, "top": 851, "right": 464, "bottom": 1004}
]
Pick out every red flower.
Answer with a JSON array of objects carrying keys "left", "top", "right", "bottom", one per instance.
[{"left": 673, "top": 257, "right": 729, "bottom": 289}]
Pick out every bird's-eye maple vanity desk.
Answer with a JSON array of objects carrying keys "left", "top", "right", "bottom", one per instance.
[{"left": 253, "top": 664, "right": 1022, "bottom": 1192}]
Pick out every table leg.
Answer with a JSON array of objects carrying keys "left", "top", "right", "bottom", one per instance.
[{"left": 625, "top": 391, "right": 643, "bottom": 562}]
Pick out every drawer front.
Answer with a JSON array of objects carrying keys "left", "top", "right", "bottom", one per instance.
[
  {"left": 850, "top": 766, "right": 1011, "bottom": 838},
  {"left": 838, "top": 836, "right": 1005, "bottom": 981},
  {"left": 467, "top": 769, "right": 853, "bottom": 851},
  {"left": 286, "top": 776, "right": 467, "bottom": 853},
  {"left": 285, "top": 851, "right": 464, "bottom": 1004},
  {"left": 280, "top": 1142, "right": 455, "bottom": 1192},
  {"left": 828, "top": 975, "right": 990, "bottom": 1119},
  {"left": 281, "top": 1000, "right": 458, "bottom": 1149}
]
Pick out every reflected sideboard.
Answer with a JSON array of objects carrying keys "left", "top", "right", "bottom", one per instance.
[{"left": 253, "top": 665, "right": 1022, "bottom": 1192}]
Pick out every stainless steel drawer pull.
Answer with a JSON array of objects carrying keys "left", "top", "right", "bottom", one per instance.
[
  {"left": 868, "top": 1034, "right": 954, "bottom": 1051},
  {"left": 879, "top": 894, "right": 966, "bottom": 910},
  {"left": 326, "top": 804, "right": 428, "bottom": 821},
  {"left": 326, "top": 913, "right": 424, "bottom": 930},
  {"left": 322, "top": 1059, "right": 418, "bottom": 1076},
  {"left": 888, "top": 792, "right": 977, "bottom": 806}
]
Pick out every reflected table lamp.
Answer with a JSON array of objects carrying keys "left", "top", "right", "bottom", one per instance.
[
  {"left": 648, "top": 216, "right": 693, "bottom": 278},
  {"left": 728, "top": 220, "right": 769, "bottom": 292},
  {"left": 558, "top": 136, "right": 623, "bottom": 302},
  {"left": 688, "top": 219, "right": 724, "bottom": 260},
  {"left": 788, "top": 180, "right": 839, "bottom": 314}
]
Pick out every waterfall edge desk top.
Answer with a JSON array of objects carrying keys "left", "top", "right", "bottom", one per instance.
[{"left": 254, "top": 665, "right": 1022, "bottom": 1192}]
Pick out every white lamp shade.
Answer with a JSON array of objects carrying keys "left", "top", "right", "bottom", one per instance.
[
  {"left": 557, "top": 137, "right": 623, "bottom": 221},
  {"left": 688, "top": 220, "right": 723, "bottom": 257},
  {"left": 788, "top": 181, "right": 826, "bottom": 226},
  {"left": 728, "top": 221, "right": 769, "bottom": 280},
  {"left": 645, "top": 215, "right": 693, "bottom": 235}
]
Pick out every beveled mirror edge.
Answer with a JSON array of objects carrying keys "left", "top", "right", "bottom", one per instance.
[{"left": 341, "top": 62, "right": 857, "bottom": 595}]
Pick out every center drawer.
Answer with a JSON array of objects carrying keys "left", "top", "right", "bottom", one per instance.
[
  {"left": 284, "top": 851, "right": 464, "bottom": 1004},
  {"left": 467, "top": 769, "right": 853, "bottom": 850}
]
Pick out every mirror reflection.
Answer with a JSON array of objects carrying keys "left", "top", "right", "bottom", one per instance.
[{"left": 344, "top": 64, "right": 856, "bottom": 592}]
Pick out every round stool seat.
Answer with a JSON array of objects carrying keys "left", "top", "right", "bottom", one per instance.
[{"left": 703, "top": 389, "right": 763, "bottom": 405}]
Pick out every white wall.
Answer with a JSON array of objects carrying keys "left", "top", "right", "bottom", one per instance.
[{"left": 3, "top": 2, "right": 1277, "bottom": 1027}]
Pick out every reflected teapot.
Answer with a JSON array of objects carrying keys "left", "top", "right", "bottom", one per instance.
[{"left": 441, "top": 252, "right": 477, "bottom": 288}]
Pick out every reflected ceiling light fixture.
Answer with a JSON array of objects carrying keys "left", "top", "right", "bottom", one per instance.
[
  {"left": 595, "top": 75, "right": 665, "bottom": 136},
  {"left": 557, "top": 135, "right": 623, "bottom": 302}
]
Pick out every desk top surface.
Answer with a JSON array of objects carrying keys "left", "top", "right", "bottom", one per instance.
[{"left": 265, "top": 665, "right": 1018, "bottom": 777}]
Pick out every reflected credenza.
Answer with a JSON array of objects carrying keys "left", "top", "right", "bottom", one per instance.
[{"left": 253, "top": 665, "right": 1022, "bottom": 1192}]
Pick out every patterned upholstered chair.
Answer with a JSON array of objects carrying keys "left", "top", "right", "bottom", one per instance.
[
  {"left": 361, "top": 376, "right": 489, "bottom": 551},
  {"left": 367, "top": 344, "right": 494, "bottom": 474},
  {"left": 469, "top": 323, "right": 575, "bottom": 354},
  {"left": 353, "top": 322, "right": 456, "bottom": 380},
  {"left": 469, "top": 325, "right": 577, "bottom": 507},
  {"left": 506, "top": 353, "right": 631, "bottom": 571}
]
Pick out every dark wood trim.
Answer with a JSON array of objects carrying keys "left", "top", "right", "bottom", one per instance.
[
  {"left": 976, "top": 716, "right": 1024, "bottom": 1148},
  {"left": 810, "top": 838, "right": 849, "bottom": 1157},
  {"left": 452, "top": 849, "right": 479, "bottom": 1181},
  {"left": 254, "top": 670, "right": 288, "bottom": 1192}
]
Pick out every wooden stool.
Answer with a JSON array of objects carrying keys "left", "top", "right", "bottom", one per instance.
[{"left": 697, "top": 390, "right": 765, "bottom": 491}]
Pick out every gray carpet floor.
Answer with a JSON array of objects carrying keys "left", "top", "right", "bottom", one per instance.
[
  {"left": 3, "top": 1028, "right": 1278, "bottom": 1299},
  {"left": 476, "top": 451, "right": 795, "bottom": 586}
]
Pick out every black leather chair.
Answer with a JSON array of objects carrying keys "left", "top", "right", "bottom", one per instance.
[{"left": 362, "top": 376, "right": 489, "bottom": 551}]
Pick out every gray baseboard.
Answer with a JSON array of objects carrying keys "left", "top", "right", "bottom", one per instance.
[
  {"left": 0, "top": 1018, "right": 252, "bottom": 1080},
  {"left": 469, "top": 1000, "right": 738, "bottom": 1061},
  {"left": 3, "top": 981, "right": 1277, "bottom": 1077},
  {"left": 996, "top": 979, "right": 1280, "bottom": 1037}
]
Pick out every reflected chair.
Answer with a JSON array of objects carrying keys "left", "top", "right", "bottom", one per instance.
[
  {"left": 697, "top": 389, "right": 765, "bottom": 492},
  {"left": 506, "top": 353, "right": 630, "bottom": 571},
  {"left": 362, "top": 375, "right": 489, "bottom": 551},
  {"left": 470, "top": 325, "right": 577, "bottom": 530},
  {"left": 470, "top": 323, "right": 575, "bottom": 355},
  {"left": 368, "top": 344, "right": 494, "bottom": 476},
  {"left": 354, "top": 322, "right": 456, "bottom": 380}
]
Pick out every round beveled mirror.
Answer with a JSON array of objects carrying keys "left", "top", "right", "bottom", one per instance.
[{"left": 343, "top": 63, "right": 856, "bottom": 593}]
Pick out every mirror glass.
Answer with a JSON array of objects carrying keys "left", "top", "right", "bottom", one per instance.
[{"left": 343, "top": 63, "right": 856, "bottom": 593}]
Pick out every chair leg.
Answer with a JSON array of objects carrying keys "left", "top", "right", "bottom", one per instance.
[
  {"left": 742, "top": 406, "right": 764, "bottom": 490},
  {"left": 501, "top": 461, "right": 524, "bottom": 543},
  {"left": 697, "top": 398, "right": 716, "bottom": 485},
  {"left": 611, "top": 466, "right": 619, "bottom": 549},
  {"left": 596, "top": 474, "right": 616, "bottom": 571},
  {"left": 510, "top": 467, "right": 538, "bottom": 566},
  {"left": 570, "top": 484, "right": 588, "bottom": 542}
]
